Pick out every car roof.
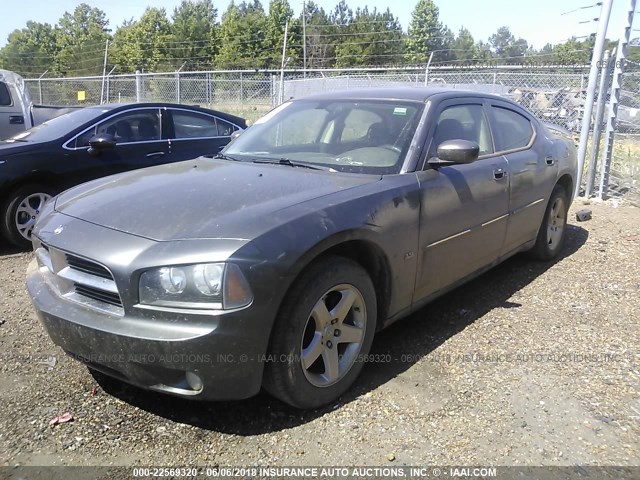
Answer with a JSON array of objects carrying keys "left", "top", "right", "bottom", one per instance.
[
  {"left": 83, "top": 102, "right": 247, "bottom": 126},
  {"left": 294, "top": 87, "right": 509, "bottom": 104}
]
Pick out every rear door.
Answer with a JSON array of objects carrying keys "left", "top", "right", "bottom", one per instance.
[
  {"left": 487, "top": 101, "right": 558, "bottom": 255},
  {"left": 166, "top": 108, "right": 242, "bottom": 161},
  {"left": 66, "top": 107, "right": 169, "bottom": 180},
  {"left": 414, "top": 99, "right": 509, "bottom": 301}
]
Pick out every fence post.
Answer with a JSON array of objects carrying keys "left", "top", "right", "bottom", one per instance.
[
  {"left": 600, "top": 0, "right": 637, "bottom": 198},
  {"left": 240, "top": 72, "right": 244, "bottom": 104},
  {"left": 586, "top": 50, "right": 614, "bottom": 197},
  {"left": 575, "top": 0, "right": 614, "bottom": 198},
  {"left": 135, "top": 70, "right": 142, "bottom": 102},
  {"left": 176, "top": 71, "right": 181, "bottom": 103}
]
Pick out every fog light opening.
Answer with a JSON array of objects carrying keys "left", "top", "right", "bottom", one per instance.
[{"left": 185, "top": 371, "right": 203, "bottom": 392}]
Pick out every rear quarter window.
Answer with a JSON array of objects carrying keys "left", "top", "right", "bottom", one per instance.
[
  {"left": 491, "top": 106, "right": 534, "bottom": 151},
  {"left": 0, "top": 83, "right": 12, "bottom": 106}
]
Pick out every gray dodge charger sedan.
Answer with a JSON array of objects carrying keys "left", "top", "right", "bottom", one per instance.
[{"left": 27, "top": 88, "right": 577, "bottom": 409}]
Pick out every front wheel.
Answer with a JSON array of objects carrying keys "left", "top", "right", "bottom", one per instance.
[
  {"left": 263, "top": 256, "right": 377, "bottom": 409},
  {"left": 528, "top": 184, "right": 569, "bottom": 260},
  {"left": 1, "top": 185, "right": 55, "bottom": 249}
]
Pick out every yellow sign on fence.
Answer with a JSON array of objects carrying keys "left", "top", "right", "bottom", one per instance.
[{"left": 77, "top": 90, "right": 86, "bottom": 101}]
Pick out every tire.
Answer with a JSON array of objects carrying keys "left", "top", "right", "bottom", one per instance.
[
  {"left": 263, "top": 256, "right": 377, "bottom": 409},
  {"left": 1, "top": 184, "right": 55, "bottom": 249},
  {"left": 528, "top": 184, "right": 569, "bottom": 261}
]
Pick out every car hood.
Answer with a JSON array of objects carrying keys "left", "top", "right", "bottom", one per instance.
[{"left": 55, "top": 158, "right": 382, "bottom": 241}]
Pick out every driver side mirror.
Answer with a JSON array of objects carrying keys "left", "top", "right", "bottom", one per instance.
[
  {"left": 87, "top": 133, "right": 116, "bottom": 156},
  {"left": 428, "top": 139, "right": 480, "bottom": 166}
]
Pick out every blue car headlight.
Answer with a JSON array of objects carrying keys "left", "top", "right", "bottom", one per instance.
[{"left": 139, "top": 263, "right": 252, "bottom": 310}]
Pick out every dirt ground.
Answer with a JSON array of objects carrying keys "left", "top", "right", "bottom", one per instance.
[{"left": 0, "top": 201, "right": 638, "bottom": 470}]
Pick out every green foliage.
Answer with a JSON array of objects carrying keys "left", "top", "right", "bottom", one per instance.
[
  {"left": 109, "top": 8, "right": 173, "bottom": 72},
  {"left": 334, "top": 7, "right": 404, "bottom": 67},
  {"left": 216, "top": 1, "right": 269, "bottom": 69},
  {"left": 0, "top": 0, "right": 616, "bottom": 76},
  {"left": 54, "top": 3, "right": 110, "bottom": 76},
  {"left": 0, "top": 21, "right": 58, "bottom": 77},
  {"left": 405, "top": 0, "right": 445, "bottom": 64},
  {"left": 488, "top": 26, "right": 528, "bottom": 61},
  {"left": 171, "top": 0, "right": 219, "bottom": 70}
]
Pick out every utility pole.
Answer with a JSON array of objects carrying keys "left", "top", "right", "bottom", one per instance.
[
  {"left": 280, "top": 20, "right": 289, "bottom": 104},
  {"left": 574, "top": 0, "right": 614, "bottom": 199},
  {"left": 100, "top": 40, "right": 109, "bottom": 105},
  {"left": 585, "top": 49, "right": 613, "bottom": 197},
  {"left": 302, "top": 1, "right": 307, "bottom": 78},
  {"left": 600, "top": 0, "right": 637, "bottom": 198}
]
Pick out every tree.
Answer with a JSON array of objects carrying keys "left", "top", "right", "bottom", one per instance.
[
  {"left": 216, "top": 1, "right": 269, "bottom": 69},
  {"left": 451, "top": 27, "right": 486, "bottom": 62},
  {"left": 109, "top": 8, "right": 172, "bottom": 73},
  {"left": 171, "top": 0, "right": 219, "bottom": 70},
  {"left": 301, "top": 1, "right": 333, "bottom": 68},
  {"left": 55, "top": 3, "right": 110, "bottom": 76},
  {"left": 264, "top": 0, "right": 297, "bottom": 68},
  {"left": 0, "top": 21, "right": 58, "bottom": 77},
  {"left": 488, "top": 26, "right": 528, "bottom": 62},
  {"left": 553, "top": 37, "right": 593, "bottom": 65},
  {"left": 333, "top": 7, "right": 403, "bottom": 67},
  {"left": 405, "top": 0, "right": 447, "bottom": 64}
]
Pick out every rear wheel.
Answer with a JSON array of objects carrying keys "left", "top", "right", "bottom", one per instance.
[
  {"left": 1, "top": 185, "right": 55, "bottom": 249},
  {"left": 263, "top": 256, "right": 377, "bottom": 409},
  {"left": 528, "top": 184, "right": 569, "bottom": 260}
]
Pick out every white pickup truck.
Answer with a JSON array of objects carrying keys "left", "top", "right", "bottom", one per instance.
[
  {"left": 0, "top": 69, "right": 80, "bottom": 140},
  {"left": 0, "top": 69, "right": 33, "bottom": 139}
]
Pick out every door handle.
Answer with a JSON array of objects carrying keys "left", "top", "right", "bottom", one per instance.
[
  {"left": 146, "top": 151, "right": 165, "bottom": 158},
  {"left": 545, "top": 155, "right": 555, "bottom": 166},
  {"left": 493, "top": 168, "right": 507, "bottom": 180},
  {"left": 9, "top": 115, "right": 24, "bottom": 125}
]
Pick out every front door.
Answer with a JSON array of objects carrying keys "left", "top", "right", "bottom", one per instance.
[
  {"left": 69, "top": 108, "right": 170, "bottom": 180},
  {"left": 414, "top": 101, "right": 509, "bottom": 302}
]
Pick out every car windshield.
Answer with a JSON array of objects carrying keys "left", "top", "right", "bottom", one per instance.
[
  {"left": 224, "top": 99, "right": 425, "bottom": 174},
  {"left": 6, "top": 107, "right": 106, "bottom": 143}
]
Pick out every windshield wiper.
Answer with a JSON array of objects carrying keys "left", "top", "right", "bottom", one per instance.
[
  {"left": 252, "top": 157, "right": 333, "bottom": 171},
  {"left": 212, "top": 152, "right": 241, "bottom": 161}
]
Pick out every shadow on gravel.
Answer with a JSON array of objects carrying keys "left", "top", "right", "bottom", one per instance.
[
  {"left": 94, "top": 224, "right": 589, "bottom": 435},
  {"left": 0, "top": 240, "right": 24, "bottom": 257}
]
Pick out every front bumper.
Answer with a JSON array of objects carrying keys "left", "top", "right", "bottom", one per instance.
[{"left": 27, "top": 257, "right": 269, "bottom": 401}]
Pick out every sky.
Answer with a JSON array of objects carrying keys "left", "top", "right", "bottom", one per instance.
[{"left": 0, "top": 0, "right": 635, "bottom": 50}]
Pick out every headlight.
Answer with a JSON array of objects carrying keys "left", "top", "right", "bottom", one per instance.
[{"left": 139, "top": 263, "right": 252, "bottom": 310}]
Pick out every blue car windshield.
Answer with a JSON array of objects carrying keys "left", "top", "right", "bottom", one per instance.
[
  {"left": 7, "top": 107, "right": 107, "bottom": 143},
  {"left": 224, "top": 99, "right": 425, "bottom": 174}
]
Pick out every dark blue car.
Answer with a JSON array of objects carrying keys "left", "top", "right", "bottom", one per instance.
[{"left": 0, "top": 103, "right": 246, "bottom": 247}]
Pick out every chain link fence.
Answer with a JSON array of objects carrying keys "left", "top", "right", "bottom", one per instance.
[{"left": 24, "top": 67, "right": 639, "bottom": 199}]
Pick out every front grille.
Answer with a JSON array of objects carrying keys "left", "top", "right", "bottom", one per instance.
[
  {"left": 35, "top": 241, "right": 124, "bottom": 314},
  {"left": 73, "top": 283, "right": 123, "bottom": 307},
  {"left": 66, "top": 254, "right": 112, "bottom": 279}
]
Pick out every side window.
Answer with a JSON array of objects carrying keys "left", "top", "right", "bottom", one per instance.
[
  {"left": 432, "top": 104, "right": 493, "bottom": 156},
  {"left": 172, "top": 111, "right": 237, "bottom": 138},
  {"left": 340, "top": 109, "right": 382, "bottom": 143},
  {"left": 75, "top": 110, "right": 161, "bottom": 147},
  {"left": 491, "top": 106, "right": 534, "bottom": 151},
  {"left": 0, "top": 83, "right": 11, "bottom": 106},
  {"left": 214, "top": 117, "right": 237, "bottom": 137}
]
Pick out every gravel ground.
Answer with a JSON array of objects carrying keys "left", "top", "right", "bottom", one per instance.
[{"left": 0, "top": 200, "right": 638, "bottom": 469}]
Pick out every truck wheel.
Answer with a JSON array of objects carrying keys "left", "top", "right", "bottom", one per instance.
[
  {"left": 263, "top": 256, "right": 377, "bottom": 409},
  {"left": 1, "top": 184, "right": 54, "bottom": 249},
  {"left": 528, "top": 184, "right": 569, "bottom": 261}
]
